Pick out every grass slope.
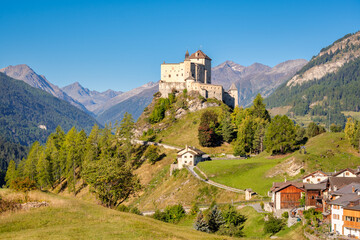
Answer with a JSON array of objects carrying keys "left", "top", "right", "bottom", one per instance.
[
  {"left": 197, "top": 155, "right": 285, "bottom": 196},
  {"left": 197, "top": 132, "right": 360, "bottom": 196},
  {"left": 153, "top": 106, "right": 233, "bottom": 154},
  {"left": 128, "top": 148, "right": 244, "bottom": 211},
  {"left": 0, "top": 189, "right": 233, "bottom": 240}
]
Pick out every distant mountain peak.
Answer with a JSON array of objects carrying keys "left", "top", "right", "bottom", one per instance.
[{"left": 0, "top": 64, "right": 90, "bottom": 115}]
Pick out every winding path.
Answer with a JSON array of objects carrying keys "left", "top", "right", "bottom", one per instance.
[{"left": 186, "top": 165, "right": 244, "bottom": 193}]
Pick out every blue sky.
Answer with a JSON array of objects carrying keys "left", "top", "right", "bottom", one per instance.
[{"left": 0, "top": 0, "right": 359, "bottom": 92}]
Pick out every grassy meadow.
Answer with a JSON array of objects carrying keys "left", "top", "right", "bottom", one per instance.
[
  {"left": 0, "top": 189, "right": 235, "bottom": 240},
  {"left": 197, "top": 132, "right": 360, "bottom": 196}
]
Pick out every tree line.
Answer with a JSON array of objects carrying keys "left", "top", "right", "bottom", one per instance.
[
  {"left": 5, "top": 113, "right": 143, "bottom": 208},
  {"left": 198, "top": 94, "right": 329, "bottom": 155}
]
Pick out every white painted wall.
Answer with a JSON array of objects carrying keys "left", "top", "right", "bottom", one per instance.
[
  {"left": 331, "top": 205, "right": 343, "bottom": 235},
  {"left": 303, "top": 173, "right": 328, "bottom": 184}
]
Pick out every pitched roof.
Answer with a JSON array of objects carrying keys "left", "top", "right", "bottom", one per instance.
[
  {"left": 332, "top": 183, "right": 360, "bottom": 195},
  {"left": 329, "top": 193, "right": 360, "bottom": 207},
  {"left": 333, "top": 168, "right": 357, "bottom": 177},
  {"left": 305, "top": 183, "right": 327, "bottom": 190},
  {"left": 189, "top": 50, "right": 212, "bottom": 60},
  {"left": 229, "top": 83, "right": 237, "bottom": 91},
  {"left": 329, "top": 177, "right": 360, "bottom": 190},
  {"left": 177, "top": 146, "right": 205, "bottom": 156},
  {"left": 270, "top": 181, "right": 304, "bottom": 193},
  {"left": 302, "top": 170, "right": 329, "bottom": 179}
]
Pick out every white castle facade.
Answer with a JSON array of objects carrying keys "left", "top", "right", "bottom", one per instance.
[{"left": 159, "top": 50, "right": 238, "bottom": 108}]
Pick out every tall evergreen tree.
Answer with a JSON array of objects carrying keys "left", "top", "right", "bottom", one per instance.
[
  {"left": 64, "top": 127, "right": 78, "bottom": 195},
  {"left": 264, "top": 115, "right": 296, "bottom": 154},
  {"left": 36, "top": 151, "right": 51, "bottom": 189},
  {"left": 23, "top": 141, "right": 42, "bottom": 181},
  {"left": 5, "top": 160, "right": 17, "bottom": 188}
]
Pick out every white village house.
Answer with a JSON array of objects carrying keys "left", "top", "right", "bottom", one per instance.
[{"left": 176, "top": 145, "right": 205, "bottom": 169}]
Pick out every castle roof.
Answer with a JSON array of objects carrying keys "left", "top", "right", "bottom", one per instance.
[
  {"left": 189, "top": 50, "right": 212, "bottom": 60},
  {"left": 229, "top": 83, "right": 237, "bottom": 90}
]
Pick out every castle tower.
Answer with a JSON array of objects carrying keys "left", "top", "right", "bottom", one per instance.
[
  {"left": 229, "top": 83, "right": 239, "bottom": 108},
  {"left": 185, "top": 50, "right": 189, "bottom": 60}
]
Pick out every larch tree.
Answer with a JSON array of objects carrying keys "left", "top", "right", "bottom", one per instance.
[{"left": 5, "top": 160, "right": 17, "bottom": 188}]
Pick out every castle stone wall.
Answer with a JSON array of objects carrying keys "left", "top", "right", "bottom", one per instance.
[{"left": 159, "top": 81, "right": 186, "bottom": 97}]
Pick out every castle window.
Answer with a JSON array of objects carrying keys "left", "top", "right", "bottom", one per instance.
[
  {"left": 176, "top": 74, "right": 178, "bottom": 76},
  {"left": 169, "top": 74, "right": 171, "bottom": 77}
]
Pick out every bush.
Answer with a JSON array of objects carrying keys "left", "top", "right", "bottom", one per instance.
[
  {"left": 117, "top": 204, "right": 129, "bottom": 212},
  {"left": 130, "top": 207, "right": 142, "bottom": 215},
  {"left": 145, "top": 145, "right": 161, "bottom": 164},
  {"left": 217, "top": 223, "right": 244, "bottom": 237},
  {"left": 153, "top": 210, "right": 167, "bottom": 222},
  {"left": 260, "top": 201, "right": 264, "bottom": 210},
  {"left": 264, "top": 215, "right": 285, "bottom": 235},
  {"left": 282, "top": 211, "right": 289, "bottom": 219},
  {"left": 330, "top": 124, "right": 342, "bottom": 132},
  {"left": 190, "top": 202, "right": 200, "bottom": 215},
  {"left": 164, "top": 204, "right": 186, "bottom": 223}
]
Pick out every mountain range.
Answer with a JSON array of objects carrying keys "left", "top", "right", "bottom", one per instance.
[
  {"left": 0, "top": 57, "right": 307, "bottom": 126},
  {"left": 212, "top": 59, "right": 308, "bottom": 107},
  {"left": 0, "top": 72, "right": 99, "bottom": 145},
  {"left": 265, "top": 31, "right": 360, "bottom": 126}
]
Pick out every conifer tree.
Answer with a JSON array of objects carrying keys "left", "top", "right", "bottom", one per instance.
[
  {"left": 264, "top": 115, "right": 296, "bottom": 154},
  {"left": 194, "top": 211, "right": 210, "bottom": 233},
  {"left": 64, "top": 127, "right": 78, "bottom": 195},
  {"left": 207, "top": 205, "right": 225, "bottom": 233},
  {"left": 23, "top": 141, "right": 42, "bottom": 181},
  {"left": 5, "top": 160, "right": 17, "bottom": 188},
  {"left": 36, "top": 151, "right": 51, "bottom": 189}
]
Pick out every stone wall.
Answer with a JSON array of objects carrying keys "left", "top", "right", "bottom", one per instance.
[{"left": 159, "top": 81, "right": 186, "bottom": 97}]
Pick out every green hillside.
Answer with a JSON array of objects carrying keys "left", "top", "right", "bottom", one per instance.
[
  {"left": 265, "top": 31, "right": 360, "bottom": 127},
  {"left": 197, "top": 132, "right": 360, "bottom": 196},
  {"left": 0, "top": 72, "right": 99, "bottom": 145},
  {"left": 0, "top": 189, "right": 233, "bottom": 240}
]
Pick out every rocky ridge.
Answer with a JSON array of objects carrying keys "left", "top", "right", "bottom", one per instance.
[
  {"left": 212, "top": 59, "right": 307, "bottom": 107},
  {"left": 287, "top": 31, "right": 360, "bottom": 87}
]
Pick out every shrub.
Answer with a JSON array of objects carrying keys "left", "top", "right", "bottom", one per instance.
[
  {"left": 130, "top": 207, "right": 142, "bottom": 215},
  {"left": 330, "top": 123, "right": 342, "bottom": 132},
  {"left": 164, "top": 204, "right": 186, "bottom": 223},
  {"left": 117, "top": 204, "right": 129, "bottom": 212},
  {"left": 264, "top": 215, "right": 285, "bottom": 235},
  {"left": 260, "top": 201, "right": 264, "bottom": 210},
  {"left": 190, "top": 202, "right": 200, "bottom": 215},
  {"left": 153, "top": 210, "right": 167, "bottom": 222},
  {"left": 222, "top": 204, "right": 246, "bottom": 227},
  {"left": 145, "top": 145, "right": 161, "bottom": 164},
  {"left": 282, "top": 211, "right": 289, "bottom": 219},
  {"left": 217, "top": 223, "right": 244, "bottom": 237}
]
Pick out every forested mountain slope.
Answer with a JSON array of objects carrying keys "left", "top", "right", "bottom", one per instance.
[
  {"left": 0, "top": 72, "right": 99, "bottom": 145},
  {"left": 265, "top": 31, "right": 360, "bottom": 126},
  {"left": 0, "top": 64, "right": 91, "bottom": 114}
]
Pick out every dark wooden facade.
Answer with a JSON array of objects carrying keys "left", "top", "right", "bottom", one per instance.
[
  {"left": 280, "top": 185, "right": 304, "bottom": 209},
  {"left": 306, "top": 189, "right": 323, "bottom": 211}
]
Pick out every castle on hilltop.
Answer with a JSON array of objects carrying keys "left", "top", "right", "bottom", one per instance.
[{"left": 159, "top": 50, "right": 238, "bottom": 108}]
